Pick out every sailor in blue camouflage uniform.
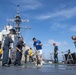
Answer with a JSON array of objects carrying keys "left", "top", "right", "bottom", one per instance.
[
  {"left": 53, "top": 43, "right": 58, "bottom": 63},
  {"left": 2, "top": 34, "right": 13, "bottom": 66},
  {"left": 14, "top": 37, "right": 25, "bottom": 66}
]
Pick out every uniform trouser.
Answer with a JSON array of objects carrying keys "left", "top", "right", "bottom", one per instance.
[
  {"left": 54, "top": 54, "right": 58, "bottom": 63},
  {"left": 0, "top": 54, "right": 2, "bottom": 59},
  {"left": 2, "top": 46, "right": 9, "bottom": 65},
  {"left": 29, "top": 56, "right": 33, "bottom": 62},
  {"left": 14, "top": 51, "right": 22, "bottom": 65},
  {"left": 25, "top": 56, "right": 27, "bottom": 63}
]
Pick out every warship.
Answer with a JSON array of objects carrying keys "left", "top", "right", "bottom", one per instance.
[
  {"left": 0, "top": 5, "right": 31, "bottom": 61},
  {"left": 0, "top": 5, "right": 76, "bottom": 75}
]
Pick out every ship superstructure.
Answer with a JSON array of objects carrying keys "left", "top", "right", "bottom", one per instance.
[{"left": 0, "top": 5, "right": 31, "bottom": 61}]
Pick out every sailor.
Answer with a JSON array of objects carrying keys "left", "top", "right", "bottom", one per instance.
[
  {"left": 33, "top": 38, "right": 43, "bottom": 65},
  {"left": 0, "top": 46, "right": 2, "bottom": 61},
  {"left": 29, "top": 48, "right": 34, "bottom": 63},
  {"left": 24, "top": 49, "right": 29, "bottom": 63},
  {"left": 53, "top": 43, "right": 58, "bottom": 63},
  {"left": 2, "top": 34, "right": 13, "bottom": 66},
  {"left": 14, "top": 37, "right": 25, "bottom": 66}
]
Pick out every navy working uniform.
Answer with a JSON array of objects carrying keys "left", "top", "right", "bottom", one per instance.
[
  {"left": 24, "top": 49, "right": 29, "bottom": 63},
  {"left": 2, "top": 36, "right": 13, "bottom": 66},
  {"left": 54, "top": 46, "right": 58, "bottom": 63},
  {"left": 14, "top": 41, "right": 24, "bottom": 65}
]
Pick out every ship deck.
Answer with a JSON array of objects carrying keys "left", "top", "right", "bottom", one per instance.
[{"left": 0, "top": 61, "right": 76, "bottom": 75}]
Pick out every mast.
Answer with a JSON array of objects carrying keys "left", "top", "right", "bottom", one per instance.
[
  {"left": 15, "top": 5, "right": 21, "bottom": 37},
  {"left": 6, "top": 5, "right": 31, "bottom": 40}
]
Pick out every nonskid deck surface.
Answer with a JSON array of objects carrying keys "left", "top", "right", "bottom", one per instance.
[{"left": 0, "top": 62, "right": 76, "bottom": 75}]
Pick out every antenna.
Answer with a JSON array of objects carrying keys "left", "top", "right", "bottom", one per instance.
[
  {"left": 17, "top": 5, "right": 20, "bottom": 14},
  {"left": 6, "top": 5, "right": 31, "bottom": 39}
]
